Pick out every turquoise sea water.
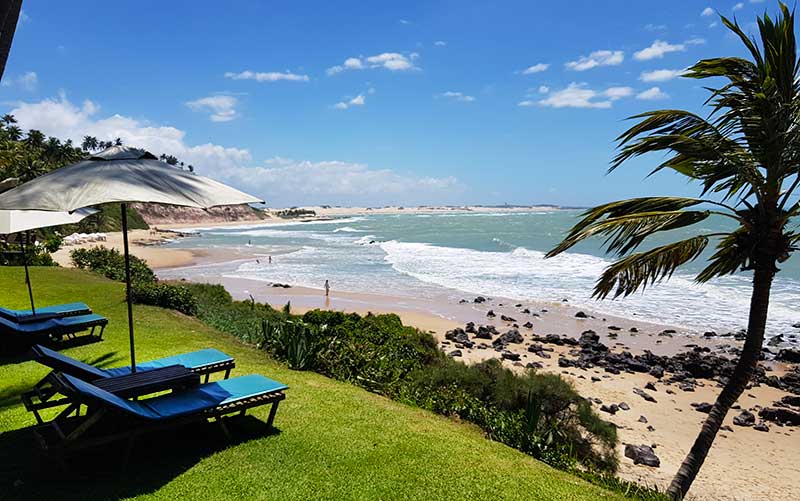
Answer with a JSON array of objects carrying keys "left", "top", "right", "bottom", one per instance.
[{"left": 160, "top": 211, "right": 800, "bottom": 338}]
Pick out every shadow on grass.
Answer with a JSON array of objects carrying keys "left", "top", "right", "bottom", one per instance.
[
  {"left": 0, "top": 416, "right": 279, "bottom": 500},
  {"left": 0, "top": 334, "right": 104, "bottom": 367}
]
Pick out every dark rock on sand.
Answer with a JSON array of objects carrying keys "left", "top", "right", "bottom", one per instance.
[
  {"left": 691, "top": 402, "right": 713, "bottom": 414},
  {"left": 619, "top": 402, "right": 630, "bottom": 411},
  {"left": 526, "top": 361, "right": 543, "bottom": 369},
  {"left": 776, "top": 349, "right": 800, "bottom": 363},
  {"left": 781, "top": 395, "right": 800, "bottom": 407},
  {"left": 575, "top": 311, "right": 589, "bottom": 319},
  {"left": 500, "top": 314, "right": 516, "bottom": 322},
  {"left": 523, "top": 322, "right": 533, "bottom": 329},
  {"left": 753, "top": 421, "right": 770, "bottom": 432},
  {"left": 486, "top": 310, "right": 496, "bottom": 318},
  {"left": 624, "top": 444, "right": 660, "bottom": 467},
  {"left": 501, "top": 351, "right": 521, "bottom": 362},
  {"left": 733, "top": 410, "right": 756, "bottom": 427},
  {"left": 474, "top": 325, "right": 498, "bottom": 339},
  {"left": 644, "top": 382, "right": 658, "bottom": 392},
  {"left": 449, "top": 349, "right": 463, "bottom": 358},
  {"left": 633, "top": 388, "right": 657, "bottom": 403},
  {"left": 474, "top": 296, "right": 487, "bottom": 303},
  {"left": 492, "top": 329, "right": 524, "bottom": 349},
  {"left": 759, "top": 407, "right": 800, "bottom": 426},
  {"left": 600, "top": 404, "right": 619, "bottom": 415},
  {"left": 638, "top": 415, "right": 648, "bottom": 423},
  {"left": 445, "top": 328, "right": 475, "bottom": 349}
]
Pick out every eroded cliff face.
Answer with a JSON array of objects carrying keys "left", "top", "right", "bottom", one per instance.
[{"left": 131, "top": 203, "right": 267, "bottom": 226}]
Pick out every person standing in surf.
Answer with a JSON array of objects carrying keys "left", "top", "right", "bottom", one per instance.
[{"left": 324, "top": 279, "right": 330, "bottom": 297}]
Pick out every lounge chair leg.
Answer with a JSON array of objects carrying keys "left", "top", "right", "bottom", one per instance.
[
  {"left": 204, "top": 373, "right": 210, "bottom": 384},
  {"left": 224, "top": 368, "right": 231, "bottom": 379},
  {"left": 266, "top": 401, "right": 280, "bottom": 428},
  {"left": 217, "top": 417, "right": 232, "bottom": 440}
]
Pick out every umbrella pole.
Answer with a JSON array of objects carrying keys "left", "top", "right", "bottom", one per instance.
[
  {"left": 121, "top": 203, "right": 136, "bottom": 372},
  {"left": 23, "top": 230, "right": 36, "bottom": 315}
]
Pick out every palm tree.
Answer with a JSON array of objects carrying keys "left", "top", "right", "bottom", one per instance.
[
  {"left": 81, "top": 135, "right": 99, "bottom": 152},
  {"left": 546, "top": 6, "right": 798, "bottom": 499},
  {"left": 0, "top": 0, "right": 22, "bottom": 82},
  {"left": 24, "top": 129, "right": 45, "bottom": 149},
  {"left": 114, "top": 137, "right": 123, "bottom": 146},
  {"left": 1, "top": 113, "right": 16, "bottom": 125}
]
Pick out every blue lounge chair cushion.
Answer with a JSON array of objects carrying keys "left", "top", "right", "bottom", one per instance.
[
  {"left": 104, "top": 349, "right": 234, "bottom": 377},
  {"left": 62, "top": 373, "right": 288, "bottom": 420},
  {"left": 0, "top": 312, "right": 106, "bottom": 335},
  {"left": 0, "top": 302, "right": 91, "bottom": 323},
  {"left": 34, "top": 345, "right": 234, "bottom": 380}
]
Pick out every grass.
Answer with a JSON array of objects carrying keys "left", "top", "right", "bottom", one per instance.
[{"left": 0, "top": 266, "right": 629, "bottom": 500}]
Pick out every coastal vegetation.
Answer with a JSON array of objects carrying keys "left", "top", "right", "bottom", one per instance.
[
  {"left": 0, "top": 266, "right": 653, "bottom": 500},
  {"left": 547, "top": 5, "right": 800, "bottom": 499}
]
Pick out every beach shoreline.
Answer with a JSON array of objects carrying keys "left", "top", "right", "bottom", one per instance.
[{"left": 54, "top": 216, "right": 800, "bottom": 500}]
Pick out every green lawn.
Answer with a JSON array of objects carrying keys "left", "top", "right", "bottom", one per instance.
[{"left": 0, "top": 267, "right": 625, "bottom": 500}]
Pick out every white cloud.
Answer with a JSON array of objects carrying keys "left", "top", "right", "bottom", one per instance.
[
  {"left": 186, "top": 95, "right": 239, "bottom": 122},
  {"left": 709, "top": 21, "right": 718, "bottom": 28},
  {"left": 538, "top": 85, "right": 550, "bottom": 94},
  {"left": 518, "top": 100, "right": 536, "bottom": 107},
  {"left": 637, "top": 87, "right": 669, "bottom": 100},
  {"left": 1, "top": 71, "right": 38, "bottom": 91},
  {"left": 733, "top": 2, "right": 744, "bottom": 10},
  {"left": 220, "top": 157, "right": 462, "bottom": 206},
  {"left": 604, "top": 86, "right": 634, "bottom": 100},
  {"left": 327, "top": 52, "right": 418, "bottom": 75},
  {"left": 399, "top": 19, "right": 410, "bottom": 25},
  {"left": 7, "top": 94, "right": 458, "bottom": 205},
  {"left": 565, "top": 50, "right": 624, "bottom": 71},
  {"left": 701, "top": 7, "right": 714, "bottom": 16},
  {"left": 434, "top": 40, "right": 447, "bottom": 47},
  {"left": 686, "top": 37, "right": 706, "bottom": 45},
  {"left": 439, "top": 91, "right": 475, "bottom": 102},
  {"left": 634, "top": 40, "right": 686, "bottom": 61},
  {"left": 644, "top": 23, "right": 667, "bottom": 31},
  {"left": 10, "top": 93, "right": 251, "bottom": 170},
  {"left": 521, "top": 63, "right": 549, "bottom": 74},
  {"left": 640, "top": 68, "right": 686, "bottom": 82},
  {"left": 538, "top": 83, "right": 632, "bottom": 109},
  {"left": 224, "top": 70, "right": 309, "bottom": 82},
  {"left": 333, "top": 94, "right": 366, "bottom": 110},
  {"left": 19, "top": 10, "right": 30, "bottom": 23}
]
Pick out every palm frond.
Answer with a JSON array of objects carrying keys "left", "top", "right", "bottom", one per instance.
[
  {"left": 696, "top": 230, "right": 750, "bottom": 282},
  {"left": 546, "top": 197, "right": 708, "bottom": 258},
  {"left": 594, "top": 236, "right": 711, "bottom": 299}
]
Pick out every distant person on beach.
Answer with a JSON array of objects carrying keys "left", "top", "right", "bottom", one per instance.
[
  {"left": 324, "top": 280, "right": 330, "bottom": 297},
  {"left": 268, "top": 256, "right": 272, "bottom": 264},
  {"left": 256, "top": 259, "right": 260, "bottom": 264}
]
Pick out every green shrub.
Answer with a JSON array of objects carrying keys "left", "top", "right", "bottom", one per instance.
[
  {"left": 130, "top": 282, "right": 198, "bottom": 316},
  {"left": 71, "top": 246, "right": 156, "bottom": 284}
]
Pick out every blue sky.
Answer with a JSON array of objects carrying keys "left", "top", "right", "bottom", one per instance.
[{"left": 0, "top": 0, "right": 776, "bottom": 207}]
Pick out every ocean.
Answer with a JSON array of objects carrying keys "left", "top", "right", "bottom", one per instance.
[{"left": 158, "top": 210, "right": 800, "bottom": 338}]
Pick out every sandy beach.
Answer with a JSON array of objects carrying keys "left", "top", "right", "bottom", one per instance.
[{"left": 54, "top": 215, "right": 800, "bottom": 500}]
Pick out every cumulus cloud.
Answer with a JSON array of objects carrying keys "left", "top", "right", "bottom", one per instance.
[
  {"left": 565, "top": 50, "right": 624, "bottom": 71},
  {"left": 333, "top": 94, "right": 366, "bottom": 110},
  {"left": 517, "top": 100, "right": 536, "bottom": 107},
  {"left": 634, "top": 40, "right": 686, "bottom": 61},
  {"left": 537, "top": 83, "right": 632, "bottom": 109},
  {"left": 219, "top": 157, "right": 461, "bottom": 206},
  {"left": 7, "top": 94, "right": 458, "bottom": 205},
  {"left": 186, "top": 95, "right": 239, "bottom": 122},
  {"left": 637, "top": 87, "right": 669, "bottom": 100},
  {"left": 224, "top": 70, "right": 309, "bottom": 82},
  {"left": 701, "top": 7, "right": 714, "bottom": 16},
  {"left": 327, "top": 52, "right": 418, "bottom": 75},
  {"left": 640, "top": 68, "right": 687, "bottom": 82},
  {"left": 1, "top": 71, "right": 38, "bottom": 91},
  {"left": 644, "top": 23, "right": 667, "bottom": 31},
  {"left": 434, "top": 40, "right": 447, "bottom": 47},
  {"left": 538, "top": 85, "right": 550, "bottom": 94},
  {"left": 733, "top": 2, "right": 744, "bottom": 10},
  {"left": 438, "top": 91, "right": 475, "bottom": 102},
  {"left": 521, "top": 63, "right": 549, "bottom": 74}
]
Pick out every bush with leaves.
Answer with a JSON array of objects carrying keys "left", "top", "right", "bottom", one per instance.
[
  {"left": 70, "top": 246, "right": 155, "bottom": 284},
  {"left": 130, "top": 282, "right": 198, "bottom": 316}
]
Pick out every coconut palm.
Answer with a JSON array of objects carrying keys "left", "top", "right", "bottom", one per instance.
[
  {"left": 81, "top": 135, "right": 99, "bottom": 152},
  {"left": 547, "top": 5, "right": 799, "bottom": 499}
]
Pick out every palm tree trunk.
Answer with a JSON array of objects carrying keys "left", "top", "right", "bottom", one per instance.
[
  {"left": 666, "top": 266, "right": 775, "bottom": 500},
  {"left": 0, "top": 0, "right": 22, "bottom": 82}
]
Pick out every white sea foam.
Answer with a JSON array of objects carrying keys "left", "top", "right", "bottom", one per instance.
[
  {"left": 333, "top": 226, "right": 364, "bottom": 233},
  {"left": 380, "top": 240, "right": 799, "bottom": 334}
]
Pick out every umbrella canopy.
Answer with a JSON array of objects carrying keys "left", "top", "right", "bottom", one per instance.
[
  {"left": 0, "top": 145, "right": 263, "bottom": 371},
  {"left": 0, "top": 146, "right": 263, "bottom": 212},
  {"left": 0, "top": 208, "right": 98, "bottom": 315},
  {"left": 0, "top": 208, "right": 98, "bottom": 234}
]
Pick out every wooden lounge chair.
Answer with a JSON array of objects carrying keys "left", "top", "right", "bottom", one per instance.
[
  {"left": 23, "top": 344, "right": 237, "bottom": 423},
  {"left": 0, "top": 312, "right": 107, "bottom": 341},
  {"left": 0, "top": 302, "right": 92, "bottom": 323},
  {"left": 34, "top": 372, "right": 288, "bottom": 455}
]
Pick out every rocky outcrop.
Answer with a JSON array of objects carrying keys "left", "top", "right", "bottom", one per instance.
[
  {"left": 132, "top": 203, "right": 266, "bottom": 226},
  {"left": 624, "top": 444, "right": 660, "bottom": 467}
]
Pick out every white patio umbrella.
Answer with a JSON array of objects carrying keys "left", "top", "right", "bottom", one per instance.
[
  {"left": 0, "top": 208, "right": 98, "bottom": 315},
  {"left": 0, "top": 146, "right": 264, "bottom": 371}
]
